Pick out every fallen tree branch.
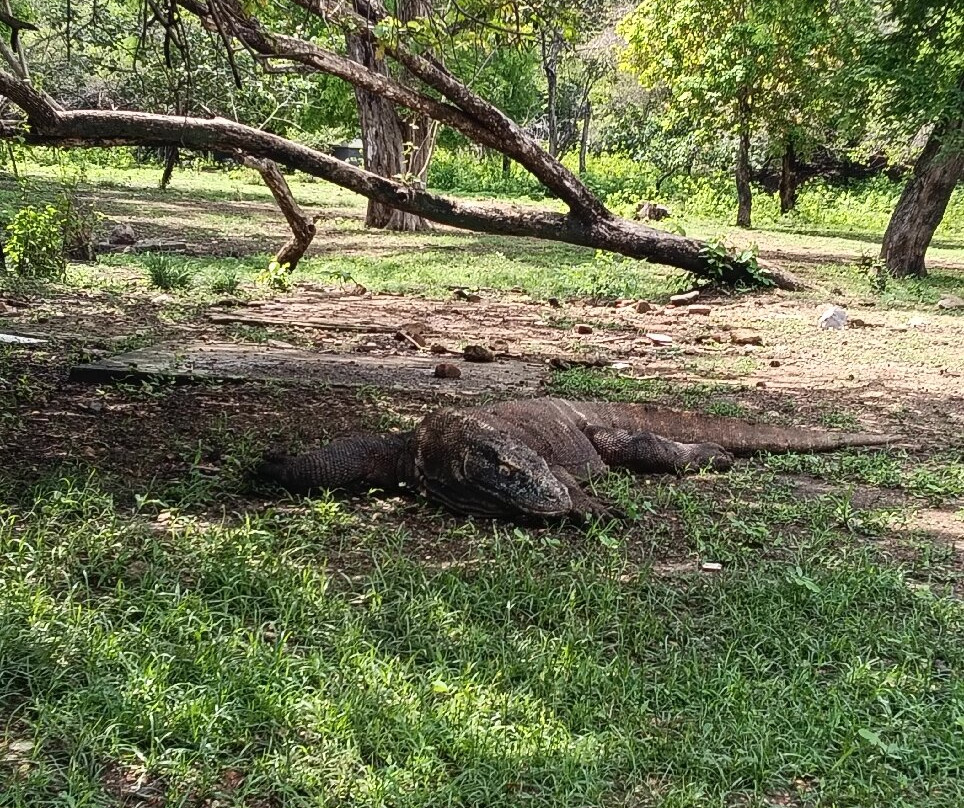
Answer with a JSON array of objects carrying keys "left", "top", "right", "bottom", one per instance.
[{"left": 0, "top": 108, "right": 806, "bottom": 289}]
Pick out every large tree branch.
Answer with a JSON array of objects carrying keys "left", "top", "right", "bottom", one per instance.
[
  {"left": 177, "top": 0, "right": 608, "bottom": 219},
  {"left": 0, "top": 106, "right": 804, "bottom": 288}
]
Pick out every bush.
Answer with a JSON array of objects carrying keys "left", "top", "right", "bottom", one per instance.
[
  {"left": 143, "top": 254, "right": 193, "bottom": 290},
  {"left": 2, "top": 204, "right": 67, "bottom": 281},
  {"left": 209, "top": 269, "right": 242, "bottom": 295}
]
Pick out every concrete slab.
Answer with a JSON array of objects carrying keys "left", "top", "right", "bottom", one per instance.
[
  {"left": 0, "top": 332, "right": 47, "bottom": 345},
  {"left": 69, "top": 341, "right": 547, "bottom": 396}
]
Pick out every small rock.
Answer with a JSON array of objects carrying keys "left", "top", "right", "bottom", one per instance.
[
  {"left": 818, "top": 304, "right": 848, "bottom": 330},
  {"left": 670, "top": 291, "right": 700, "bottom": 305},
  {"left": 634, "top": 201, "right": 671, "bottom": 221},
  {"left": 907, "top": 316, "right": 928, "bottom": 329},
  {"left": 634, "top": 300, "right": 655, "bottom": 313},
  {"left": 756, "top": 381, "right": 766, "bottom": 388},
  {"left": 700, "top": 562, "right": 723, "bottom": 574},
  {"left": 266, "top": 339, "right": 295, "bottom": 349},
  {"left": 848, "top": 318, "right": 870, "bottom": 328},
  {"left": 695, "top": 332, "right": 726, "bottom": 344},
  {"left": 463, "top": 344, "right": 496, "bottom": 363},
  {"left": 730, "top": 330, "right": 763, "bottom": 346},
  {"left": 108, "top": 223, "right": 137, "bottom": 245},
  {"left": 937, "top": 295, "right": 964, "bottom": 310},
  {"left": 769, "top": 360, "right": 782, "bottom": 367},
  {"left": 547, "top": 297, "right": 562, "bottom": 308},
  {"left": 434, "top": 363, "right": 461, "bottom": 379},
  {"left": 615, "top": 298, "right": 635, "bottom": 308},
  {"left": 429, "top": 343, "right": 448, "bottom": 354},
  {"left": 150, "top": 294, "right": 174, "bottom": 305},
  {"left": 645, "top": 332, "right": 673, "bottom": 346},
  {"left": 453, "top": 288, "right": 482, "bottom": 303},
  {"left": 575, "top": 323, "right": 593, "bottom": 334},
  {"left": 687, "top": 305, "right": 712, "bottom": 316}
]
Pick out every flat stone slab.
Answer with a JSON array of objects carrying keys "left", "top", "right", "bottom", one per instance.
[
  {"left": 0, "top": 332, "right": 47, "bottom": 345},
  {"left": 69, "top": 341, "right": 547, "bottom": 395}
]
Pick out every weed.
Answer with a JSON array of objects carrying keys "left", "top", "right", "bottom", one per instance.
[
  {"left": 209, "top": 269, "right": 242, "bottom": 295},
  {"left": 143, "top": 253, "right": 193, "bottom": 290},
  {"left": 2, "top": 204, "right": 66, "bottom": 281}
]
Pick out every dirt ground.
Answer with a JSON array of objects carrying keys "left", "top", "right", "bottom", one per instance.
[{"left": 1, "top": 188, "right": 963, "bottom": 585}]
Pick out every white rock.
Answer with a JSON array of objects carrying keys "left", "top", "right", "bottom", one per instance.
[
  {"left": 908, "top": 316, "right": 928, "bottom": 329},
  {"left": 818, "top": 305, "right": 848, "bottom": 330}
]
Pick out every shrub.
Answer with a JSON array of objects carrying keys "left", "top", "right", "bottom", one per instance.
[
  {"left": 209, "top": 269, "right": 242, "bottom": 295},
  {"left": 143, "top": 253, "right": 193, "bottom": 290},
  {"left": 2, "top": 204, "right": 67, "bottom": 281}
]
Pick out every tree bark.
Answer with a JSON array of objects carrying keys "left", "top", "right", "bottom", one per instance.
[
  {"left": 879, "top": 118, "right": 964, "bottom": 278},
  {"left": 241, "top": 155, "right": 317, "bottom": 270},
  {"left": 0, "top": 107, "right": 806, "bottom": 289},
  {"left": 735, "top": 127, "right": 752, "bottom": 227},
  {"left": 779, "top": 140, "right": 796, "bottom": 214}
]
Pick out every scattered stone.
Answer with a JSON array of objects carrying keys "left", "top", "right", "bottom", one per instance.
[
  {"left": 150, "top": 294, "right": 174, "bottom": 305},
  {"left": 687, "top": 305, "right": 712, "bottom": 315},
  {"left": 908, "top": 316, "right": 928, "bottom": 329},
  {"left": 463, "top": 344, "right": 496, "bottom": 362},
  {"left": 645, "top": 332, "right": 673, "bottom": 346},
  {"left": 434, "top": 363, "right": 461, "bottom": 379},
  {"left": 695, "top": 332, "right": 727, "bottom": 344},
  {"left": 429, "top": 343, "right": 448, "bottom": 354},
  {"left": 756, "top": 381, "right": 766, "bottom": 388},
  {"left": 266, "top": 339, "right": 296, "bottom": 349},
  {"left": 818, "top": 304, "right": 848, "bottom": 330},
  {"left": 634, "top": 300, "right": 655, "bottom": 313},
  {"left": 634, "top": 201, "right": 671, "bottom": 221},
  {"left": 575, "top": 323, "right": 593, "bottom": 334},
  {"left": 108, "top": 222, "right": 137, "bottom": 245},
  {"left": 547, "top": 297, "right": 562, "bottom": 308},
  {"left": 937, "top": 295, "right": 964, "bottom": 310},
  {"left": 730, "top": 330, "right": 763, "bottom": 346},
  {"left": 769, "top": 360, "right": 782, "bottom": 367},
  {"left": 670, "top": 291, "right": 700, "bottom": 305}
]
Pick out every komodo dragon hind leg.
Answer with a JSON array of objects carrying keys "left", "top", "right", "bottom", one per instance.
[{"left": 584, "top": 427, "right": 735, "bottom": 475}]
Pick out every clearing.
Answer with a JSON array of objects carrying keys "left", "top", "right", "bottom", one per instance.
[{"left": 1, "top": 166, "right": 963, "bottom": 807}]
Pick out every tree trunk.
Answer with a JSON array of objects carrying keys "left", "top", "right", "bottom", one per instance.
[
  {"left": 779, "top": 140, "right": 796, "bottom": 214},
  {"left": 735, "top": 127, "right": 752, "bottom": 227},
  {"left": 502, "top": 152, "right": 511, "bottom": 179},
  {"left": 579, "top": 101, "right": 591, "bottom": 176},
  {"left": 159, "top": 145, "right": 178, "bottom": 189},
  {"left": 880, "top": 118, "right": 964, "bottom": 278},
  {"left": 347, "top": 33, "right": 428, "bottom": 231}
]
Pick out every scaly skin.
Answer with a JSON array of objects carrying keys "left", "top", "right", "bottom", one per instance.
[{"left": 257, "top": 398, "right": 893, "bottom": 520}]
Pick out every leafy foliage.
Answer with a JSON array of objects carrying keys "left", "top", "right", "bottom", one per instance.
[{"left": 2, "top": 204, "right": 67, "bottom": 281}]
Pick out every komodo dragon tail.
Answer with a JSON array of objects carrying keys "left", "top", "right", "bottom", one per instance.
[{"left": 579, "top": 402, "right": 896, "bottom": 457}]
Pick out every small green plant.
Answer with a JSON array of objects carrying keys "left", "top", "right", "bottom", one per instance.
[
  {"left": 257, "top": 259, "right": 292, "bottom": 291},
  {"left": 209, "top": 269, "right": 242, "bottom": 295},
  {"left": 2, "top": 204, "right": 67, "bottom": 281},
  {"left": 143, "top": 253, "right": 193, "bottom": 291},
  {"left": 697, "top": 237, "right": 772, "bottom": 288}
]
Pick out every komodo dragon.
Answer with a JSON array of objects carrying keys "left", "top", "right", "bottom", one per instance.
[{"left": 257, "top": 397, "right": 892, "bottom": 520}]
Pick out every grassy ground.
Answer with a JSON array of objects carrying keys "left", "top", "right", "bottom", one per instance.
[{"left": 1, "top": 161, "right": 963, "bottom": 807}]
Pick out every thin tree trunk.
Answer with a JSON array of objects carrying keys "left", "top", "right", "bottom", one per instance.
[
  {"left": 779, "top": 140, "right": 796, "bottom": 214},
  {"left": 579, "top": 101, "right": 591, "bottom": 176},
  {"left": 502, "top": 152, "right": 511, "bottom": 179},
  {"left": 880, "top": 118, "right": 964, "bottom": 278},
  {"left": 159, "top": 145, "right": 177, "bottom": 189},
  {"left": 735, "top": 127, "right": 752, "bottom": 227},
  {"left": 541, "top": 30, "right": 562, "bottom": 158}
]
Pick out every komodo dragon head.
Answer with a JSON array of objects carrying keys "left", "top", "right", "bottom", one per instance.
[{"left": 415, "top": 411, "right": 573, "bottom": 519}]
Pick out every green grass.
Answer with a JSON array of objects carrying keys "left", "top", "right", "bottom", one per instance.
[{"left": 1, "top": 470, "right": 962, "bottom": 807}]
